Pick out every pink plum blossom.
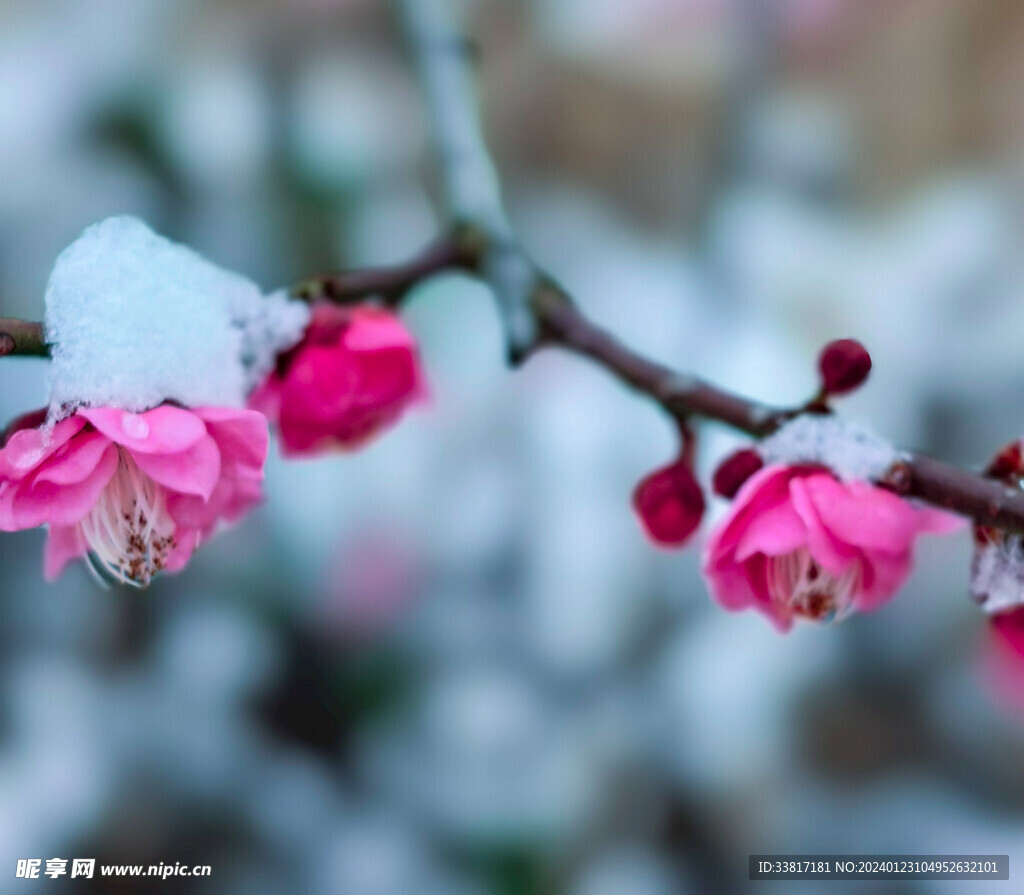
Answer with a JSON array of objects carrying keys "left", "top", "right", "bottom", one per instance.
[
  {"left": 703, "top": 463, "right": 963, "bottom": 631},
  {"left": 0, "top": 404, "right": 268, "bottom": 586},
  {"left": 250, "top": 303, "right": 425, "bottom": 458}
]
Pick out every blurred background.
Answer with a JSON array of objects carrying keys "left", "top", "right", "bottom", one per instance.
[{"left": 1, "top": 0, "right": 1024, "bottom": 892}]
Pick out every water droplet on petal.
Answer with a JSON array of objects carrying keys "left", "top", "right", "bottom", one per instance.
[{"left": 121, "top": 413, "right": 150, "bottom": 440}]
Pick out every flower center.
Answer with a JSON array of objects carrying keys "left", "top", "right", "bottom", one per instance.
[
  {"left": 766, "top": 548, "right": 860, "bottom": 623},
  {"left": 78, "top": 448, "right": 176, "bottom": 588}
]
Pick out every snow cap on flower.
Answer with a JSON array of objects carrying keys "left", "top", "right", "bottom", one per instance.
[
  {"left": 45, "top": 216, "right": 309, "bottom": 419},
  {"left": 760, "top": 415, "right": 901, "bottom": 483},
  {"left": 703, "top": 464, "right": 963, "bottom": 631},
  {"left": 633, "top": 459, "right": 705, "bottom": 546},
  {"left": 250, "top": 302, "right": 425, "bottom": 457},
  {"left": 0, "top": 404, "right": 268, "bottom": 586}
]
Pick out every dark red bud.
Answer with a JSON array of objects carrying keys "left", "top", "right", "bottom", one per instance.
[
  {"left": 633, "top": 461, "right": 705, "bottom": 547},
  {"left": 818, "top": 339, "right": 872, "bottom": 396},
  {"left": 712, "top": 449, "right": 764, "bottom": 499},
  {"left": 987, "top": 441, "right": 1024, "bottom": 482}
]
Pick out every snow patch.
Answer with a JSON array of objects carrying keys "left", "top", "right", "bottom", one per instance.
[
  {"left": 44, "top": 216, "right": 309, "bottom": 418},
  {"left": 971, "top": 538, "right": 1024, "bottom": 615},
  {"left": 760, "top": 414, "right": 901, "bottom": 482}
]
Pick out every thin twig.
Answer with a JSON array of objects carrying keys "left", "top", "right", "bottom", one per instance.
[
  {"left": 293, "top": 232, "right": 478, "bottom": 306},
  {"left": 385, "top": 0, "right": 1024, "bottom": 533},
  {"left": 396, "top": 0, "right": 548, "bottom": 363},
  {"left": 0, "top": 319, "right": 47, "bottom": 357}
]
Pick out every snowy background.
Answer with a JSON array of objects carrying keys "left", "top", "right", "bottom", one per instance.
[{"left": 1, "top": 0, "right": 1024, "bottom": 892}]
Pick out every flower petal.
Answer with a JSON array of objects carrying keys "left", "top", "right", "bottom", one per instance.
[
  {"left": 11, "top": 445, "right": 119, "bottom": 528},
  {"left": 704, "top": 464, "right": 798, "bottom": 560},
  {"left": 32, "top": 431, "right": 112, "bottom": 486},
  {"left": 856, "top": 551, "right": 913, "bottom": 611},
  {"left": 78, "top": 405, "right": 207, "bottom": 454},
  {"left": 192, "top": 407, "right": 269, "bottom": 471},
  {"left": 0, "top": 416, "right": 87, "bottom": 480},
  {"left": 164, "top": 528, "right": 200, "bottom": 572},
  {"left": 44, "top": 525, "right": 88, "bottom": 581},
  {"left": 788, "top": 475, "right": 859, "bottom": 576},
  {"left": 800, "top": 475, "right": 927, "bottom": 554},
  {"left": 733, "top": 499, "right": 807, "bottom": 561},
  {"left": 131, "top": 434, "right": 221, "bottom": 500},
  {"left": 343, "top": 308, "right": 418, "bottom": 352}
]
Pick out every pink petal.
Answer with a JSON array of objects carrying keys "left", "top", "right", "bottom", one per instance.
[
  {"left": 0, "top": 416, "right": 87, "bottom": 480},
  {"left": 0, "top": 407, "right": 48, "bottom": 445},
  {"left": 32, "top": 431, "right": 112, "bottom": 486},
  {"left": 343, "top": 309, "right": 418, "bottom": 352},
  {"left": 733, "top": 499, "right": 808, "bottom": 561},
  {"left": 78, "top": 405, "right": 207, "bottom": 454},
  {"left": 10, "top": 445, "right": 119, "bottom": 528},
  {"left": 802, "top": 476, "right": 961, "bottom": 554},
  {"left": 788, "top": 475, "right": 859, "bottom": 577},
  {"left": 0, "top": 481, "right": 14, "bottom": 530},
  {"left": 44, "top": 525, "right": 87, "bottom": 581},
  {"left": 705, "top": 464, "right": 801, "bottom": 560},
  {"left": 855, "top": 551, "right": 913, "bottom": 611},
  {"left": 131, "top": 434, "right": 221, "bottom": 501},
  {"left": 916, "top": 507, "right": 967, "bottom": 535},
  {"left": 246, "top": 379, "right": 281, "bottom": 423},
  {"left": 704, "top": 555, "right": 761, "bottom": 611},
  {"left": 279, "top": 347, "right": 361, "bottom": 421},
  {"left": 193, "top": 407, "right": 269, "bottom": 471},
  {"left": 164, "top": 528, "right": 200, "bottom": 572}
]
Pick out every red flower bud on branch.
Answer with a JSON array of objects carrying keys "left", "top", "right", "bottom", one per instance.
[
  {"left": 633, "top": 460, "right": 705, "bottom": 547},
  {"left": 818, "top": 339, "right": 872, "bottom": 396},
  {"left": 712, "top": 449, "right": 764, "bottom": 499}
]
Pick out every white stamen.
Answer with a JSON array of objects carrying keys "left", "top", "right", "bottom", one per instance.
[
  {"left": 767, "top": 548, "right": 860, "bottom": 623},
  {"left": 77, "top": 448, "right": 176, "bottom": 588}
]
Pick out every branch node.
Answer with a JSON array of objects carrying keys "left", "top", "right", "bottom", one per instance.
[
  {"left": 881, "top": 460, "right": 913, "bottom": 494},
  {"left": 0, "top": 333, "right": 14, "bottom": 357}
]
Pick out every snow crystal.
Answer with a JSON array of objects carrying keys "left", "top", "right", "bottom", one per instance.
[
  {"left": 760, "top": 414, "right": 902, "bottom": 482},
  {"left": 971, "top": 538, "right": 1024, "bottom": 615},
  {"left": 44, "top": 216, "right": 309, "bottom": 418}
]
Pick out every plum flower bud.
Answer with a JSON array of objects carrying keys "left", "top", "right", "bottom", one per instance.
[
  {"left": 0, "top": 405, "right": 268, "bottom": 586},
  {"left": 250, "top": 303, "right": 426, "bottom": 458},
  {"left": 712, "top": 448, "right": 764, "bottom": 498},
  {"left": 818, "top": 338, "right": 871, "bottom": 396},
  {"left": 703, "top": 464, "right": 963, "bottom": 631},
  {"left": 633, "top": 459, "right": 705, "bottom": 546}
]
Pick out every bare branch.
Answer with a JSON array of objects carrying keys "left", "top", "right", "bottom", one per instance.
[
  {"left": 0, "top": 319, "right": 47, "bottom": 357},
  {"left": 395, "top": 0, "right": 547, "bottom": 363},
  {"left": 294, "top": 232, "right": 477, "bottom": 306},
  {"left": 382, "top": 0, "right": 1024, "bottom": 534}
]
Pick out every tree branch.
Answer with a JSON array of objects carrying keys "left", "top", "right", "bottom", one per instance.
[
  {"left": 378, "top": 0, "right": 1024, "bottom": 534},
  {"left": 0, "top": 319, "right": 47, "bottom": 357},
  {"left": 395, "top": 0, "right": 549, "bottom": 363},
  {"left": 293, "top": 232, "right": 478, "bottom": 306}
]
